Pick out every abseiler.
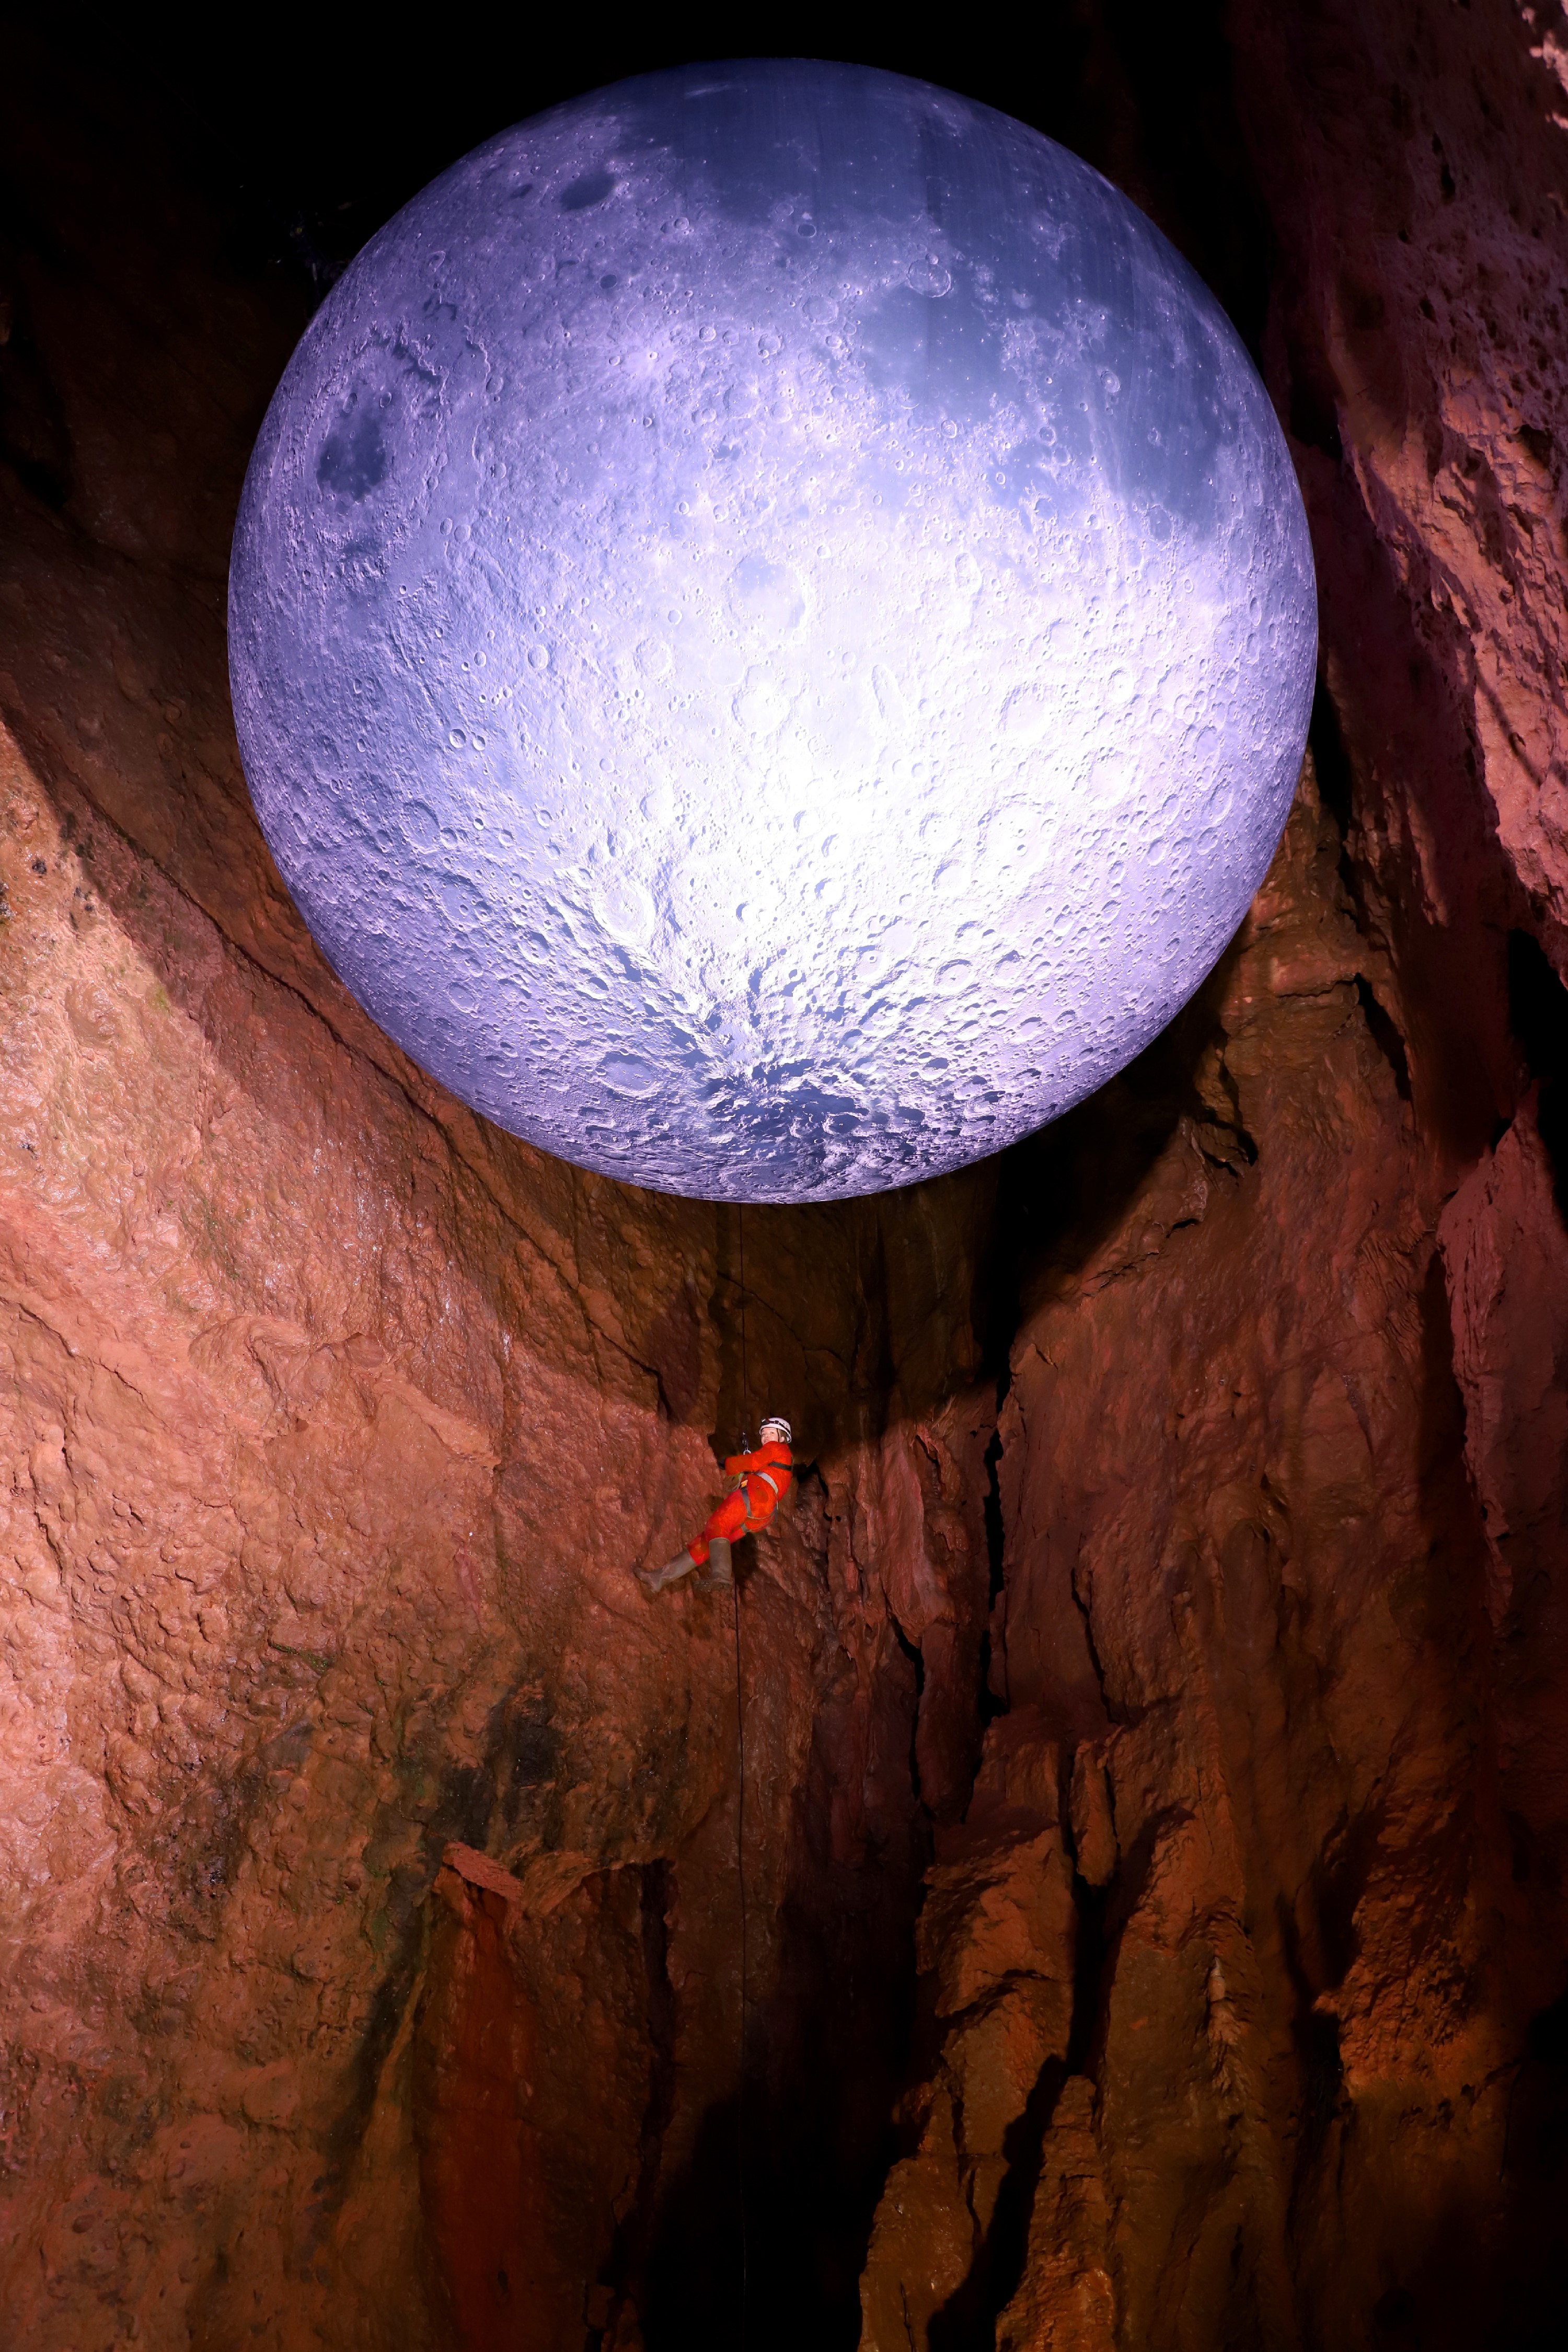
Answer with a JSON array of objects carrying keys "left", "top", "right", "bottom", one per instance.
[{"left": 229, "top": 57, "right": 1317, "bottom": 1203}]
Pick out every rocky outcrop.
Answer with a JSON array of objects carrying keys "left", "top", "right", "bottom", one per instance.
[
  {"left": 860, "top": 765, "right": 1524, "bottom": 2345},
  {"left": 3, "top": 7, "right": 1568, "bottom": 2349}
]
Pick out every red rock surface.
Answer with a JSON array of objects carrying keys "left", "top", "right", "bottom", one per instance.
[{"left": 2, "top": 8, "right": 1567, "bottom": 2348}]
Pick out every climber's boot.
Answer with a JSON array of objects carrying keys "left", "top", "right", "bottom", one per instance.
[
  {"left": 638, "top": 1550, "right": 699, "bottom": 1596},
  {"left": 697, "top": 1537, "right": 733, "bottom": 1591}
]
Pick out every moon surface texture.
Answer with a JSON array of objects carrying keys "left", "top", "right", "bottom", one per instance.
[{"left": 229, "top": 59, "right": 1316, "bottom": 1203}]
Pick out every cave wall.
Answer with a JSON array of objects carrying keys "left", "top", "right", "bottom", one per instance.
[
  {"left": 2, "top": 6, "right": 1567, "bottom": 2349},
  {"left": 856, "top": 6, "right": 1568, "bottom": 2343},
  {"left": 0, "top": 46, "right": 999, "bottom": 2346}
]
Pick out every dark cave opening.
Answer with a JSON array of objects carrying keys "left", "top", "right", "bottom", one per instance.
[
  {"left": 632, "top": 1732, "right": 930, "bottom": 2352},
  {"left": 1310, "top": 673, "right": 1357, "bottom": 838},
  {"left": 1507, "top": 927, "right": 1568, "bottom": 1221}
]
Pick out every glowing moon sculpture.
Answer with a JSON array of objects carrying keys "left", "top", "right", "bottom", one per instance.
[{"left": 230, "top": 59, "right": 1315, "bottom": 1202}]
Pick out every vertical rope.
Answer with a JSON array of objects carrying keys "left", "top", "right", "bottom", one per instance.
[
  {"left": 733, "top": 1571, "right": 750, "bottom": 2348},
  {"left": 734, "top": 1198, "right": 750, "bottom": 2346}
]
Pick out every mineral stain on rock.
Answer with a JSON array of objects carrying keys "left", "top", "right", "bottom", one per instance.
[{"left": 4, "top": 8, "right": 1568, "bottom": 2350}]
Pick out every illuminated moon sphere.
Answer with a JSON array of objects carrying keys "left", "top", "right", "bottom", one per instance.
[{"left": 230, "top": 59, "right": 1315, "bottom": 1203}]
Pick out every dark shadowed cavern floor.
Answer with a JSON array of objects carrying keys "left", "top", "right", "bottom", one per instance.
[{"left": 3, "top": 4, "right": 1568, "bottom": 2346}]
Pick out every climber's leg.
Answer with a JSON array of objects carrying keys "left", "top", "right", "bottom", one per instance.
[
  {"left": 697, "top": 1536, "right": 733, "bottom": 1590},
  {"left": 638, "top": 1489, "right": 747, "bottom": 1596},
  {"left": 638, "top": 1550, "right": 700, "bottom": 1594},
  {"left": 699, "top": 1489, "right": 748, "bottom": 1551},
  {"left": 693, "top": 1486, "right": 748, "bottom": 1587}
]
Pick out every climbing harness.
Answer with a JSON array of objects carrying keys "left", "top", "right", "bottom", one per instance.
[{"left": 733, "top": 1199, "right": 751, "bottom": 2348}]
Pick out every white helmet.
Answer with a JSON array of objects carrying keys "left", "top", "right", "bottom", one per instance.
[{"left": 759, "top": 1415, "right": 792, "bottom": 1446}]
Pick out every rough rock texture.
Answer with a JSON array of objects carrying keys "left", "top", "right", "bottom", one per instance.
[
  {"left": 4, "top": 6, "right": 1568, "bottom": 2349},
  {"left": 863, "top": 768, "right": 1515, "bottom": 2348}
]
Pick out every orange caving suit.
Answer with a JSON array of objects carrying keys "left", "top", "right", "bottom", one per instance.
[{"left": 687, "top": 1440, "right": 794, "bottom": 1565}]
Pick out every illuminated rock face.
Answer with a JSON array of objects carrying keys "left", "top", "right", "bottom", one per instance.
[{"left": 229, "top": 58, "right": 1315, "bottom": 1202}]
